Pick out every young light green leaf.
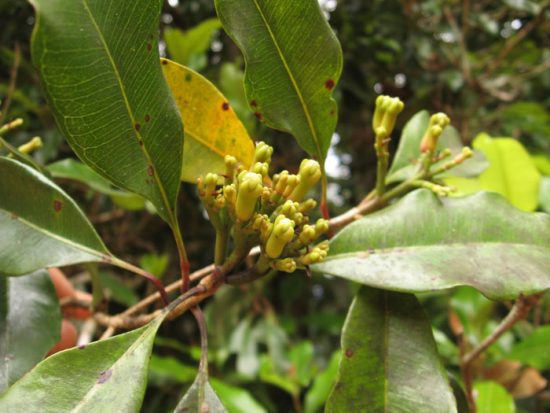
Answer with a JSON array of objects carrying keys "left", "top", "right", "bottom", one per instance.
[
  {"left": 215, "top": 0, "right": 342, "bottom": 161},
  {"left": 313, "top": 189, "right": 550, "bottom": 300},
  {"left": 164, "top": 19, "right": 221, "bottom": 71},
  {"left": 474, "top": 381, "right": 515, "bottom": 413},
  {"left": 161, "top": 59, "right": 255, "bottom": 183},
  {"left": 325, "top": 287, "right": 456, "bottom": 413},
  {"left": 0, "top": 270, "right": 61, "bottom": 391},
  {"left": 0, "top": 157, "right": 112, "bottom": 276},
  {"left": 507, "top": 326, "right": 550, "bottom": 370},
  {"left": 210, "top": 379, "right": 267, "bottom": 413},
  {"left": 304, "top": 351, "right": 340, "bottom": 413},
  {"left": 445, "top": 134, "right": 542, "bottom": 211},
  {"left": 30, "top": 0, "right": 183, "bottom": 225},
  {"left": 0, "top": 315, "right": 165, "bottom": 412},
  {"left": 174, "top": 371, "right": 228, "bottom": 413}
]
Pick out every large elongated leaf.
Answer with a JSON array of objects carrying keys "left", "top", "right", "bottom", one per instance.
[
  {"left": 0, "top": 270, "right": 61, "bottom": 391},
  {"left": 313, "top": 189, "right": 550, "bottom": 300},
  {"left": 326, "top": 287, "right": 456, "bottom": 412},
  {"left": 161, "top": 59, "right": 255, "bottom": 183},
  {"left": 0, "top": 315, "right": 164, "bottom": 412},
  {"left": 0, "top": 157, "right": 111, "bottom": 276},
  {"left": 215, "top": 0, "right": 342, "bottom": 161},
  {"left": 30, "top": 0, "right": 183, "bottom": 225}
]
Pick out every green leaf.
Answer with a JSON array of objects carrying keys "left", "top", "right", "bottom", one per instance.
[
  {"left": 161, "top": 59, "right": 255, "bottom": 183},
  {"left": 502, "top": 0, "right": 541, "bottom": 14},
  {"left": 445, "top": 134, "right": 542, "bottom": 211},
  {"left": 325, "top": 287, "right": 456, "bottom": 413},
  {"left": 0, "top": 315, "right": 165, "bottom": 412},
  {"left": 507, "top": 326, "right": 550, "bottom": 370},
  {"left": 313, "top": 189, "right": 550, "bottom": 300},
  {"left": 30, "top": 0, "right": 183, "bottom": 225},
  {"left": 474, "top": 381, "right": 515, "bottom": 413},
  {"left": 387, "top": 111, "right": 487, "bottom": 184},
  {"left": 98, "top": 272, "right": 139, "bottom": 307},
  {"left": 164, "top": 19, "right": 221, "bottom": 71},
  {"left": 215, "top": 0, "right": 343, "bottom": 161},
  {"left": 210, "top": 378, "right": 267, "bottom": 413},
  {"left": 0, "top": 157, "right": 111, "bottom": 276},
  {"left": 532, "top": 154, "right": 550, "bottom": 176},
  {"left": 174, "top": 371, "right": 228, "bottom": 413},
  {"left": 148, "top": 355, "right": 196, "bottom": 386},
  {"left": 304, "top": 351, "right": 340, "bottom": 413},
  {"left": 0, "top": 270, "right": 61, "bottom": 391},
  {"left": 539, "top": 177, "right": 550, "bottom": 213},
  {"left": 48, "top": 159, "right": 146, "bottom": 210}
]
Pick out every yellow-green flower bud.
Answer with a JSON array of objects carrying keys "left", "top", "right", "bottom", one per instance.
[
  {"left": 254, "top": 141, "right": 273, "bottom": 163},
  {"left": 315, "top": 219, "right": 329, "bottom": 235},
  {"left": 372, "top": 95, "right": 390, "bottom": 130},
  {"left": 288, "top": 159, "right": 322, "bottom": 201},
  {"left": 223, "top": 184, "right": 236, "bottom": 205},
  {"left": 300, "top": 245, "right": 329, "bottom": 265},
  {"left": 420, "top": 113, "right": 450, "bottom": 153},
  {"left": 274, "top": 171, "right": 289, "bottom": 194},
  {"left": 298, "top": 199, "right": 317, "bottom": 213},
  {"left": 282, "top": 175, "right": 299, "bottom": 198},
  {"left": 272, "top": 258, "right": 297, "bottom": 273},
  {"left": 380, "top": 98, "right": 404, "bottom": 135},
  {"left": 224, "top": 155, "right": 237, "bottom": 182},
  {"left": 266, "top": 216, "right": 295, "bottom": 258},
  {"left": 298, "top": 224, "right": 316, "bottom": 245},
  {"left": 236, "top": 172, "right": 263, "bottom": 221},
  {"left": 18, "top": 137, "right": 43, "bottom": 154},
  {"left": 214, "top": 194, "right": 226, "bottom": 210},
  {"left": 252, "top": 162, "right": 269, "bottom": 177}
]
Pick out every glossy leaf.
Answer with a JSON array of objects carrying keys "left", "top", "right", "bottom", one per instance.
[
  {"left": 0, "top": 157, "right": 111, "bottom": 276},
  {"left": 174, "top": 371, "right": 227, "bottom": 413},
  {"left": 446, "top": 134, "right": 542, "bottom": 211},
  {"left": 0, "top": 315, "right": 164, "bottom": 412},
  {"left": 30, "top": 0, "right": 183, "bottom": 225},
  {"left": 387, "top": 110, "right": 487, "bottom": 184},
  {"left": 215, "top": 0, "right": 342, "bottom": 160},
  {"left": 161, "top": 58, "right": 255, "bottom": 183},
  {"left": 164, "top": 19, "right": 221, "bottom": 71},
  {"left": 313, "top": 189, "right": 550, "bottom": 300},
  {"left": 48, "top": 159, "right": 146, "bottom": 210},
  {"left": 0, "top": 270, "right": 61, "bottom": 391},
  {"left": 325, "top": 287, "right": 456, "bottom": 413},
  {"left": 507, "top": 326, "right": 550, "bottom": 370},
  {"left": 474, "top": 381, "right": 515, "bottom": 413}
]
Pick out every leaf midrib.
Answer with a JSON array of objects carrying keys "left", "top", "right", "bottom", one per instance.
[
  {"left": 81, "top": 0, "right": 176, "bottom": 224},
  {"left": 250, "top": 0, "right": 322, "bottom": 159}
]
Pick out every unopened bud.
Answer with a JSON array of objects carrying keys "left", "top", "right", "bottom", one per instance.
[
  {"left": 288, "top": 159, "right": 322, "bottom": 201},
  {"left": 272, "top": 258, "right": 296, "bottom": 273},
  {"left": 236, "top": 172, "right": 263, "bottom": 221},
  {"left": 266, "top": 216, "right": 295, "bottom": 258},
  {"left": 254, "top": 141, "right": 273, "bottom": 163},
  {"left": 420, "top": 113, "right": 450, "bottom": 153},
  {"left": 18, "top": 137, "right": 43, "bottom": 154}
]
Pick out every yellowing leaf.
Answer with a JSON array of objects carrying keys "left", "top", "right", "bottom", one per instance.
[{"left": 161, "top": 58, "right": 255, "bottom": 183}]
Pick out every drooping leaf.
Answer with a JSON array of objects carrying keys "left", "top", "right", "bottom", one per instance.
[
  {"left": 474, "top": 381, "right": 515, "bottom": 413},
  {"left": 325, "top": 287, "right": 457, "bottom": 413},
  {"left": 0, "top": 270, "right": 61, "bottom": 391},
  {"left": 48, "top": 159, "right": 146, "bottom": 210},
  {"left": 0, "top": 315, "right": 165, "bottom": 412},
  {"left": 387, "top": 110, "right": 487, "bottom": 184},
  {"left": 215, "top": 0, "right": 342, "bottom": 161},
  {"left": 304, "top": 351, "right": 340, "bottom": 413},
  {"left": 313, "top": 189, "right": 550, "bottom": 300},
  {"left": 164, "top": 19, "right": 221, "bottom": 71},
  {"left": 174, "top": 371, "right": 227, "bottom": 413},
  {"left": 507, "top": 326, "right": 550, "bottom": 370},
  {"left": 0, "top": 157, "right": 111, "bottom": 276},
  {"left": 445, "top": 134, "right": 542, "bottom": 211},
  {"left": 30, "top": 0, "right": 183, "bottom": 225},
  {"left": 161, "top": 59, "right": 255, "bottom": 183}
]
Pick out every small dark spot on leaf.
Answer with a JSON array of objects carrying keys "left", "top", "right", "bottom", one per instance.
[
  {"left": 250, "top": 99, "right": 258, "bottom": 107},
  {"left": 345, "top": 348, "right": 354, "bottom": 358},
  {"left": 78, "top": 344, "right": 86, "bottom": 350},
  {"left": 146, "top": 43, "right": 152, "bottom": 52},
  {"left": 53, "top": 200, "right": 63, "bottom": 213},
  {"left": 325, "top": 79, "right": 335, "bottom": 90},
  {"left": 330, "top": 109, "right": 335, "bottom": 116},
  {"left": 147, "top": 165, "right": 155, "bottom": 176},
  {"left": 97, "top": 369, "right": 112, "bottom": 384},
  {"left": 254, "top": 112, "right": 263, "bottom": 120},
  {"left": 10, "top": 213, "right": 18, "bottom": 220},
  {"left": 161, "top": 59, "right": 168, "bottom": 65},
  {"left": 221, "top": 102, "right": 230, "bottom": 111},
  {"left": 135, "top": 123, "right": 141, "bottom": 132},
  {"left": 101, "top": 255, "right": 113, "bottom": 264},
  {"left": 185, "top": 73, "right": 192, "bottom": 82},
  {"left": 144, "top": 114, "right": 151, "bottom": 122},
  {"left": 138, "top": 139, "right": 144, "bottom": 146}
]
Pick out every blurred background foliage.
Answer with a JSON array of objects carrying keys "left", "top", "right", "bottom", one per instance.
[{"left": 1, "top": 0, "right": 549, "bottom": 411}]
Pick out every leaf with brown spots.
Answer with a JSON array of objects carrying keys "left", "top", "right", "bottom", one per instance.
[
  {"left": 326, "top": 287, "right": 457, "bottom": 412},
  {"left": 161, "top": 58, "right": 255, "bottom": 183},
  {"left": 0, "top": 314, "right": 165, "bottom": 413}
]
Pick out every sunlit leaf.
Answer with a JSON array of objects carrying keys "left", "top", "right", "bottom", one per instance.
[
  {"left": 508, "top": 326, "right": 550, "bottom": 370},
  {"left": 474, "top": 381, "right": 515, "bottom": 413},
  {"left": 313, "top": 189, "right": 550, "bottom": 300},
  {"left": 161, "top": 59, "right": 255, "bottom": 183}
]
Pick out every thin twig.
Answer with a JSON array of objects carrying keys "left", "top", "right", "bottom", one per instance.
[{"left": 0, "top": 43, "right": 21, "bottom": 125}]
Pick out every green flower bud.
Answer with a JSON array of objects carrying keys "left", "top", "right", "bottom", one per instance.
[
  {"left": 224, "top": 155, "right": 237, "bottom": 183},
  {"left": 266, "top": 216, "right": 295, "bottom": 258},
  {"left": 18, "top": 137, "right": 43, "bottom": 154},
  {"left": 272, "top": 258, "right": 296, "bottom": 273},
  {"left": 420, "top": 113, "right": 450, "bottom": 153},
  {"left": 282, "top": 174, "right": 299, "bottom": 198},
  {"left": 274, "top": 171, "right": 289, "bottom": 194},
  {"left": 236, "top": 172, "right": 263, "bottom": 221},
  {"left": 254, "top": 141, "right": 273, "bottom": 163},
  {"left": 298, "top": 224, "right": 316, "bottom": 245},
  {"left": 380, "top": 98, "right": 404, "bottom": 135},
  {"left": 315, "top": 219, "right": 329, "bottom": 235},
  {"left": 298, "top": 199, "right": 317, "bottom": 213},
  {"left": 288, "top": 159, "right": 322, "bottom": 201},
  {"left": 223, "top": 184, "right": 236, "bottom": 205},
  {"left": 252, "top": 162, "right": 269, "bottom": 177}
]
